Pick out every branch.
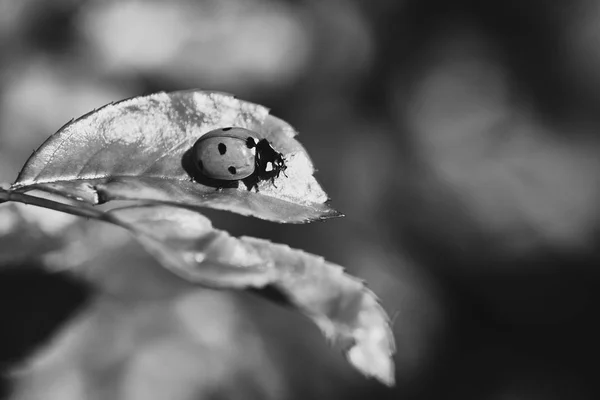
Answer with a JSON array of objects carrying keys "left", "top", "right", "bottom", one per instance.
[{"left": 0, "top": 186, "right": 111, "bottom": 222}]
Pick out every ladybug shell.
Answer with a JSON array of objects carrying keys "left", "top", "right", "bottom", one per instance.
[{"left": 193, "top": 128, "right": 257, "bottom": 181}]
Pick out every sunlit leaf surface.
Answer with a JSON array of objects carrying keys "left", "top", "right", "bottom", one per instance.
[
  {"left": 108, "top": 205, "right": 395, "bottom": 385},
  {"left": 12, "top": 90, "right": 340, "bottom": 223}
]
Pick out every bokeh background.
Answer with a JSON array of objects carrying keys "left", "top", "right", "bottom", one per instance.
[{"left": 2, "top": 0, "right": 600, "bottom": 399}]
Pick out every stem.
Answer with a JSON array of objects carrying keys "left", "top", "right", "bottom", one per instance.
[{"left": 0, "top": 187, "right": 111, "bottom": 222}]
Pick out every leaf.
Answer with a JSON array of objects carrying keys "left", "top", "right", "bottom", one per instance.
[
  {"left": 241, "top": 237, "right": 396, "bottom": 386},
  {"left": 109, "top": 204, "right": 278, "bottom": 289},
  {"left": 108, "top": 205, "right": 396, "bottom": 386},
  {"left": 11, "top": 90, "right": 340, "bottom": 223},
  {"left": 0, "top": 202, "right": 77, "bottom": 265}
]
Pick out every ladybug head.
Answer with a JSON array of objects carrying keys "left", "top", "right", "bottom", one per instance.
[{"left": 255, "top": 139, "right": 287, "bottom": 181}]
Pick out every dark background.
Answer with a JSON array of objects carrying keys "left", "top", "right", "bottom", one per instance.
[{"left": 1, "top": 0, "right": 600, "bottom": 399}]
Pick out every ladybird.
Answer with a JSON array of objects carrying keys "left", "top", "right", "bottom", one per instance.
[{"left": 193, "top": 127, "right": 287, "bottom": 190}]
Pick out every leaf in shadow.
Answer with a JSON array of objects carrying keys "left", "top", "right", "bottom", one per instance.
[
  {"left": 0, "top": 203, "right": 77, "bottom": 265},
  {"left": 12, "top": 90, "right": 340, "bottom": 223},
  {"left": 108, "top": 205, "right": 395, "bottom": 386}
]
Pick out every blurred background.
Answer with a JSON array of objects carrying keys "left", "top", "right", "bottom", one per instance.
[{"left": 2, "top": 0, "right": 600, "bottom": 399}]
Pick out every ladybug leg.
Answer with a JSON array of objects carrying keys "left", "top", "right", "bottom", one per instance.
[
  {"left": 276, "top": 167, "right": 287, "bottom": 179},
  {"left": 279, "top": 157, "right": 288, "bottom": 178},
  {"left": 242, "top": 174, "right": 260, "bottom": 192},
  {"left": 249, "top": 179, "right": 260, "bottom": 192}
]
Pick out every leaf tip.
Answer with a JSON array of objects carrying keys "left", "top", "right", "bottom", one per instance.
[
  {"left": 318, "top": 206, "right": 345, "bottom": 221},
  {"left": 329, "top": 210, "right": 345, "bottom": 219},
  {"left": 347, "top": 337, "right": 396, "bottom": 387}
]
